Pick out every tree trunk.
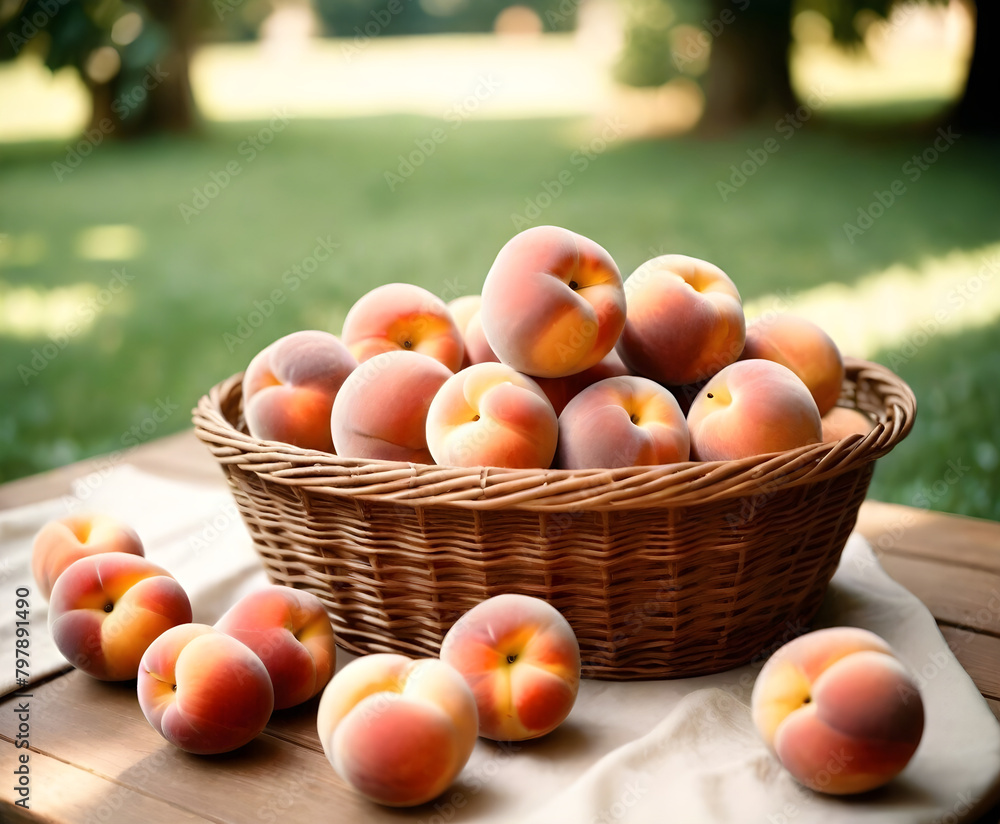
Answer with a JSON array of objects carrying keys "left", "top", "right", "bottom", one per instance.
[
  {"left": 698, "top": 1, "right": 797, "bottom": 135},
  {"left": 953, "top": 1, "right": 1000, "bottom": 135},
  {"left": 87, "top": 0, "right": 198, "bottom": 138}
]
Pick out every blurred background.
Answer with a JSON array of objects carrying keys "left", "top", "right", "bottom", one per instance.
[{"left": 1, "top": 0, "right": 997, "bottom": 519}]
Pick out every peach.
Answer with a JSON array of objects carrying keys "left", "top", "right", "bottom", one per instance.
[
  {"left": 556, "top": 376, "right": 690, "bottom": 469},
  {"left": 751, "top": 627, "right": 924, "bottom": 794},
  {"left": 32, "top": 513, "right": 144, "bottom": 600},
  {"left": 425, "top": 362, "right": 558, "bottom": 469},
  {"left": 822, "top": 406, "right": 875, "bottom": 443},
  {"left": 440, "top": 594, "right": 581, "bottom": 741},
  {"left": 533, "top": 349, "right": 631, "bottom": 416},
  {"left": 316, "top": 654, "right": 478, "bottom": 807},
  {"left": 331, "top": 350, "right": 453, "bottom": 463},
  {"left": 616, "top": 254, "right": 746, "bottom": 386},
  {"left": 243, "top": 330, "right": 357, "bottom": 453},
  {"left": 48, "top": 552, "right": 192, "bottom": 681},
  {"left": 446, "top": 294, "right": 483, "bottom": 336},
  {"left": 215, "top": 585, "right": 337, "bottom": 710},
  {"left": 479, "top": 225, "right": 626, "bottom": 378},
  {"left": 341, "top": 282, "right": 465, "bottom": 372},
  {"left": 463, "top": 310, "right": 500, "bottom": 365},
  {"left": 686, "top": 359, "right": 822, "bottom": 461},
  {"left": 138, "top": 623, "right": 274, "bottom": 755},
  {"left": 742, "top": 314, "right": 845, "bottom": 416}
]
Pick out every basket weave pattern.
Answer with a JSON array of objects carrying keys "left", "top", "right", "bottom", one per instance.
[{"left": 193, "top": 358, "right": 915, "bottom": 679}]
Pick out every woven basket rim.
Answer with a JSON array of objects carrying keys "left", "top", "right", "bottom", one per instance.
[{"left": 191, "top": 356, "right": 915, "bottom": 511}]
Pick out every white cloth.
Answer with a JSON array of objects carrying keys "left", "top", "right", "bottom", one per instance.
[{"left": 1, "top": 465, "right": 998, "bottom": 823}]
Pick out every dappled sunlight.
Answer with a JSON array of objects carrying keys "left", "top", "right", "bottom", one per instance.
[
  {"left": 0, "top": 54, "right": 89, "bottom": 142},
  {"left": 0, "top": 232, "right": 46, "bottom": 267},
  {"left": 744, "top": 241, "right": 1000, "bottom": 362},
  {"left": 0, "top": 274, "right": 133, "bottom": 341},
  {"left": 791, "top": 1, "right": 972, "bottom": 113},
  {"left": 74, "top": 225, "right": 145, "bottom": 262}
]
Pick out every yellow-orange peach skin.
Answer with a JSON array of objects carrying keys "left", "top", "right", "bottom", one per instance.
[
  {"left": 556, "top": 376, "right": 690, "bottom": 469},
  {"left": 32, "top": 513, "right": 144, "bottom": 600},
  {"left": 331, "top": 350, "right": 453, "bottom": 463},
  {"left": 316, "top": 654, "right": 478, "bottom": 807},
  {"left": 341, "top": 282, "right": 465, "bottom": 372},
  {"left": 480, "top": 225, "right": 626, "bottom": 379},
  {"left": 686, "top": 359, "right": 822, "bottom": 461},
  {"left": 48, "top": 552, "right": 192, "bottom": 681},
  {"left": 215, "top": 585, "right": 337, "bottom": 710},
  {"left": 533, "top": 349, "right": 630, "bottom": 416},
  {"left": 425, "top": 362, "right": 558, "bottom": 469},
  {"left": 751, "top": 627, "right": 924, "bottom": 794},
  {"left": 616, "top": 254, "right": 745, "bottom": 386},
  {"left": 440, "top": 593, "right": 581, "bottom": 741},
  {"left": 243, "top": 329, "right": 357, "bottom": 453},
  {"left": 138, "top": 623, "right": 274, "bottom": 754},
  {"left": 742, "top": 314, "right": 845, "bottom": 416}
]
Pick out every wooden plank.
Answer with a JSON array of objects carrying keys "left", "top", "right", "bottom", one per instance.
[
  {"left": 939, "top": 626, "right": 1000, "bottom": 702},
  {"left": 0, "top": 430, "right": 224, "bottom": 510},
  {"left": 857, "top": 500, "right": 1000, "bottom": 574},
  {"left": 0, "top": 671, "right": 393, "bottom": 824},
  {"left": 0, "top": 746, "right": 209, "bottom": 824},
  {"left": 875, "top": 553, "right": 1000, "bottom": 637}
]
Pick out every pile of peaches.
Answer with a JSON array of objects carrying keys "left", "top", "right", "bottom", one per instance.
[
  {"left": 240, "top": 225, "right": 873, "bottom": 473},
  {"left": 36, "top": 510, "right": 925, "bottom": 804}
]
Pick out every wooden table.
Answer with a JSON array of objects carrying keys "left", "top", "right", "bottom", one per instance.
[{"left": 2, "top": 430, "right": 999, "bottom": 823}]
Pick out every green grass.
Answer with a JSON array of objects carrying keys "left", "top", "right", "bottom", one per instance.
[{"left": 2, "top": 115, "right": 999, "bottom": 520}]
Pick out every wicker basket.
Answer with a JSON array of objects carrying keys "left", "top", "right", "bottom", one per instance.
[{"left": 192, "top": 357, "right": 915, "bottom": 680}]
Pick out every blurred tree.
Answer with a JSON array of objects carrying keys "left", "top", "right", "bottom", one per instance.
[
  {"left": 615, "top": 0, "right": 994, "bottom": 134},
  {"left": 1, "top": 0, "right": 201, "bottom": 137},
  {"left": 312, "top": 0, "right": 578, "bottom": 37}
]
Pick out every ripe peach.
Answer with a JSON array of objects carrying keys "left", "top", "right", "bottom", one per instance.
[
  {"left": 341, "top": 282, "right": 465, "bottom": 372},
  {"left": 533, "top": 349, "right": 630, "bottom": 416},
  {"left": 742, "top": 314, "right": 845, "bottom": 416},
  {"left": 556, "top": 376, "right": 690, "bottom": 469},
  {"left": 480, "top": 225, "right": 626, "bottom": 378},
  {"left": 616, "top": 254, "right": 746, "bottom": 386},
  {"left": 425, "top": 362, "right": 558, "bottom": 469},
  {"left": 243, "top": 330, "right": 357, "bottom": 453},
  {"left": 316, "top": 654, "right": 478, "bottom": 807},
  {"left": 440, "top": 593, "right": 581, "bottom": 741},
  {"left": 446, "top": 294, "right": 483, "bottom": 337},
  {"left": 463, "top": 310, "right": 500, "bottom": 365},
  {"left": 215, "top": 585, "right": 337, "bottom": 710},
  {"left": 48, "top": 552, "right": 192, "bottom": 681},
  {"left": 822, "top": 406, "right": 875, "bottom": 442},
  {"left": 447, "top": 294, "right": 483, "bottom": 369},
  {"left": 32, "top": 513, "right": 144, "bottom": 600},
  {"left": 331, "top": 350, "right": 453, "bottom": 464},
  {"left": 751, "top": 627, "right": 924, "bottom": 794},
  {"left": 686, "top": 359, "right": 822, "bottom": 461},
  {"left": 138, "top": 623, "right": 274, "bottom": 754}
]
